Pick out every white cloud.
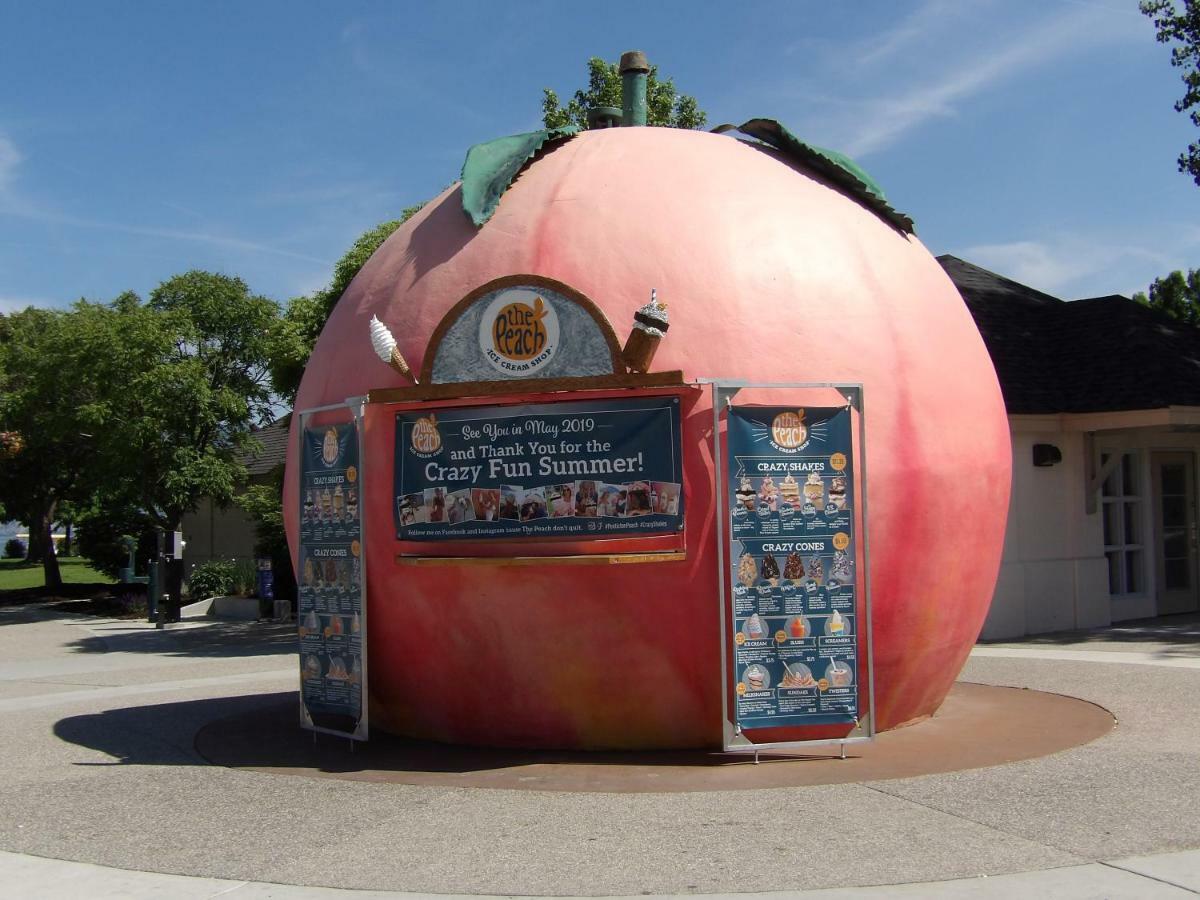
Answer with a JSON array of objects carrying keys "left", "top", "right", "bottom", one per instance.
[
  {"left": 959, "top": 240, "right": 1098, "bottom": 294},
  {"left": 1, "top": 204, "right": 331, "bottom": 266},
  {"left": 790, "top": 3, "right": 1141, "bottom": 159},
  {"left": 851, "top": 0, "right": 990, "bottom": 69},
  {"left": 0, "top": 124, "right": 329, "bottom": 267},
  {"left": 957, "top": 234, "right": 1178, "bottom": 299}
]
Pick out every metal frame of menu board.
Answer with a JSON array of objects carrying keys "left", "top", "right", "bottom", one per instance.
[
  {"left": 706, "top": 381, "right": 875, "bottom": 756},
  {"left": 297, "top": 398, "right": 369, "bottom": 741}
]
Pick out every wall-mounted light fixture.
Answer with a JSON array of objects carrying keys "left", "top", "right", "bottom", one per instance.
[{"left": 1032, "top": 443, "right": 1062, "bottom": 467}]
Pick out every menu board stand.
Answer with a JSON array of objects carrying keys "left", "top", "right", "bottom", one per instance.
[
  {"left": 706, "top": 381, "right": 875, "bottom": 757},
  {"left": 296, "top": 398, "right": 369, "bottom": 741}
]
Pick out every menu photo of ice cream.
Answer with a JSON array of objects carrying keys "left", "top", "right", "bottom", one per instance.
[
  {"left": 828, "top": 550, "right": 854, "bottom": 586},
  {"left": 737, "top": 551, "right": 758, "bottom": 587},
  {"left": 828, "top": 474, "right": 849, "bottom": 511},
  {"left": 731, "top": 475, "right": 752, "bottom": 511},
  {"left": 759, "top": 552, "right": 781, "bottom": 586},
  {"left": 778, "top": 473, "right": 801, "bottom": 510},
  {"left": 299, "top": 609, "right": 320, "bottom": 637},
  {"left": 826, "top": 658, "right": 854, "bottom": 687},
  {"left": 785, "top": 614, "right": 811, "bottom": 640},
  {"left": 741, "top": 664, "right": 770, "bottom": 693},
  {"left": 302, "top": 654, "right": 322, "bottom": 680},
  {"left": 326, "top": 655, "right": 350, "bottom": 681},
  {"left": 782, "top": 552, "right": 805, "bottom": 583},
  {"left": 824, "top": 610, "right": 850, "bottom": 637},
  {"left": 780, "top": 661, "right": 818, "bottom": 689},
  {"left": 758, "top": 475, "right": 779, "bottom": 512},
  {"left": 805, "top": 555, "right": 825, "bottom": 586},
  {"left": 802, "top": 472, "right": 825, "bottom": 509},
  {"left": 741, "top": 612, "right": 769, "bottom": 641}
]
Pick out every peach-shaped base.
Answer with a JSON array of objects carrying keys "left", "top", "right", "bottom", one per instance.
[{"left": 287, "top": 127, "right": 1011, "bottom": 749}]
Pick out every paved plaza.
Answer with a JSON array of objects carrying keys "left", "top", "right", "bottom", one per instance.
[{"left": 0, "top": 602, "right": 1197, "bottom": 898}]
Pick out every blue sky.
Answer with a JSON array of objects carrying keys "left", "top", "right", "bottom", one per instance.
[{"left": 0, "top": 0, "right": 1196, "bottom": 312}]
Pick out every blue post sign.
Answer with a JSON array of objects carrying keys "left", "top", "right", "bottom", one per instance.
[
  {"left": 726, "top": 405, "right": 860, "bottom": 730},
  {"left": 298, "top": 416, "right": 366, "bottom": 739},
  {"left": 394, "top": 397, "right": 684, "bottom": 542}
]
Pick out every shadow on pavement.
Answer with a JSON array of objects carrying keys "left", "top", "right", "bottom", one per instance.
[
  {"left": 54, "top": 692, "right": 290, "bottom": 767},
  {"left": 982, "top": 612, "right": 1200, "bottom": 655},
  {"left": 0, "top": 582, "right": 136, "bottom": 610},
  {"left": 52, "top": 683, "right": 1114, "bottom": 792},
  {"left": 54, "top": 690, "right": 797, "bottom": 777},
  {"left": 65, "top": 620, "right": 297, "bottom": 658}
]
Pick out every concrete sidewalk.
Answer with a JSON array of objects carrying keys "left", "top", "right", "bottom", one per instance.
[
  {"left": 3, "top": 849, "right": 1198, "bottom": 898},
  {"left": 0, "top": 604, "right": 1196, "bottom": 897}
]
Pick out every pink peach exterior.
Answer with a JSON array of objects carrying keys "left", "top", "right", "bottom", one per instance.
[{"left": 286, "top": 127, "right": 1011, "bottom": 748}]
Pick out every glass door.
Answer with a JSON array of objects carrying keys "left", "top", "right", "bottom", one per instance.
[{"left": 1152, "top": 451, "right": 1199, "bottom": 616}]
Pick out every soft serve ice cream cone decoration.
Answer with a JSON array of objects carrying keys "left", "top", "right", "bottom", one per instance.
[
  {"left": 369, "top": 315, "right": 418, "bottom": 384},
  {"left": 622, "top": 289, "right": 670, "bottom": 373}
]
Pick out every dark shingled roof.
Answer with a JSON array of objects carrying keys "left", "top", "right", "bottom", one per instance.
[
  {"left": 240, "top": 416, "right": 290, "bottom": 475},
  {"left": 939, "top": 255, "right": 1200, "bottom": 415}
]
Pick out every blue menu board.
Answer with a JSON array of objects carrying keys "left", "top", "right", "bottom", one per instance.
[
  {"left": 726, "top": 405, "right": 859, "bottom": 730},
  {"left": 297, "top": 420, "right": 366, "bottom": 738},
  {"left": 393, "top": 397, "right": 684, "bottom": 542}
]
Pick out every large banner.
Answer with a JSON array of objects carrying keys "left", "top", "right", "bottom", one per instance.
[
  {"left": 726, "top": 405, "right": 860, "bottom": 730},
  {"left": 394, "top": 397, "right": 684, "bottom": 541},
  {"left": 298, "top": 417, "right": 366, "bottom": 739}
]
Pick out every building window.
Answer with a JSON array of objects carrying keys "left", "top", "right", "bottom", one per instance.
[{"left": 1101, "top": 451, "right": 1143, "bottom": 595}]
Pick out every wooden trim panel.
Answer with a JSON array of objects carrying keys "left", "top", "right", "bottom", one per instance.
[
  {"left": 395, "top": 550, "right": 687, "bottom": 567},
  {"left": 368, "top": 371, "right": 686, "bottom": 404}
]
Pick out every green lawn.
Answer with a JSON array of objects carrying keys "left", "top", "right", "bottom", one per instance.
[{"left": 0, "top": 556, "right": 114, "bottom": 591}]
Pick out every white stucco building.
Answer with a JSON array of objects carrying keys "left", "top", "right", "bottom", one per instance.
[{"left": 944, "top": 256, "right": 1200, "bottom": 638}]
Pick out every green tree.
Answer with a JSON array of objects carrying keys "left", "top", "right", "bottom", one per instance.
[
  {"left": 542, "top": 57, "right": 707, "bottom": 130},
  {"left": 0, "top": 299, "right": 169, "bottom": 587},
  {"left": 1133, "top": 268, "right": 1200, "bottom": 324},
  {"left": 271, "top": 206, "right": 424, "bottom": 403},
  {"left": 1142, "top": 1, "right": 1200, "bottom": 186},
  {"left": 1, "top": 272, "right": 289, "bottom": 589},
  {"left": 124, "top": 271, "right": 282, "bottom": 532}
]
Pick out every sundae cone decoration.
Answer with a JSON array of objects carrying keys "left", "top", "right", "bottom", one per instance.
[
  {"left": 622, "top": 289, "right": 670, "bottom": 373},
  {"left": 369, "top": 315, "right": 418, "bottom": 384}
]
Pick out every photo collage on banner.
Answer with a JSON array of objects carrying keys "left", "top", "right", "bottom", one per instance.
[
  {"left": 298, "top": 418, "right": 366, "bottom": 738},
  {"left": 727, "top": 405, "right": 860, "bottom": 730},
  {"left": 394, "top": 397, "right": 684, "bottom": 542}
]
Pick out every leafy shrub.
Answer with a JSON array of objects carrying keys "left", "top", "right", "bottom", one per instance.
[
  {"left": 4, "top": 538, "right": 26, "bottom": 559},
  {"left": 231, "top": 559, "right": 258, "bottom": 597},
  {"left": 187, "top": 560, "right": 238, "bottom": 600},
  {"left": 76, "top": 507, "right": 158, "bottom": 579}
]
